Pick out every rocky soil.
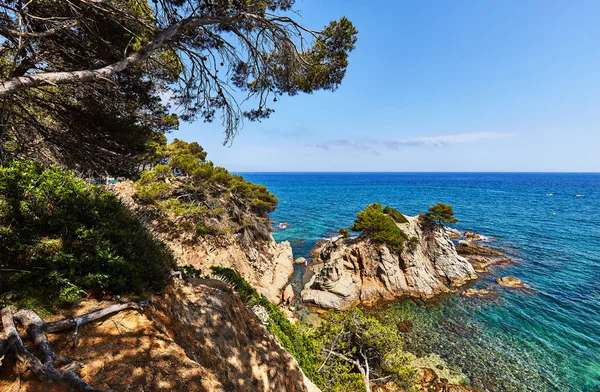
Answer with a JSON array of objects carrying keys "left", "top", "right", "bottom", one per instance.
[{"left": 0, "top": 278, "right": 318, "bottom": 392}]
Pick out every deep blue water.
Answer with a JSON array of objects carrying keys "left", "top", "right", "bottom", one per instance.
[{"left": 241, "top": 172, "right": 600, "bottom": 392}]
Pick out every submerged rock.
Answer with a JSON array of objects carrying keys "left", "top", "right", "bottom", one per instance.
[
  {"left": 397, "top": 319, "right": 415, "bottom": 333},
  {"left": 461, "top": 288, "right": 497, "bottom": 298},
  {"left": 301, "top": 215, "right": 478, "bottom": 310},
  {"left": 496, "top": 276, "right": 527, "bottom": 288}
]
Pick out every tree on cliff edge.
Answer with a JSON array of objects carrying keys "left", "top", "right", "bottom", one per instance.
[
  {"left": 426, "top": 202, "right": 458, "bottom": 226},
  {"left": 316, "top": 307, "right": 416, "bottom": 392},
  {"left": 0, "top": 0, "right": 357, "bottom": 174}
]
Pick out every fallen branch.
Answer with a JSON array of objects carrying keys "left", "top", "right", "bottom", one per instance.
[
  {"left": 43, "top": 301, "right": 148, "bottom": 333},
  {"left": 2, "top": 308, "right": 101, "bottom": 391},
  {"left": 1, "top": 300, "right": 148, "bottom": 391}
]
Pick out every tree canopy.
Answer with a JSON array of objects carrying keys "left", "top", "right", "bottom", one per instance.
[
  {"left": 0, "top": 0, "right": 357, "bottom": 174},
  {"left": 426, "top": 202, "right": 458, "bottom": 226},
  {"left": 315, "top": 307, "right": 416, "bottom": 392},
  {"left": 350, "top": 203, "right": 409, "bottom": 253}
]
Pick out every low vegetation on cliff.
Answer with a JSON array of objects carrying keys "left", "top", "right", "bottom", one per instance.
[
  {"left": 350, "top": 203, "right": 409, "bottom": 253},
  {"left": 0, "top": 160, "right": 174, "bottom": 312},
  {"left": 134, "top": 139, "right": 278, "bottom": 244},
  {"left": 213, "top": 266, "right": 417, "bottom": 392}
]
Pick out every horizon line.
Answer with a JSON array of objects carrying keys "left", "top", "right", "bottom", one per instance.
[{"left": 234, "top": 171, "right": 600, "bottom": 174}]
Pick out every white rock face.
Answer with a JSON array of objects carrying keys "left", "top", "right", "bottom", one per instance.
[
  {"left": 301, "top": 215, "right": 478, "bottom": 310},
  {"left": 170, "top": 234, "right": 294, "bottom": 304}
]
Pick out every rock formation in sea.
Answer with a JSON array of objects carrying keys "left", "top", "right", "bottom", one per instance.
[{"left": 301, "top": 214, "right": 478, "bottom": 310}]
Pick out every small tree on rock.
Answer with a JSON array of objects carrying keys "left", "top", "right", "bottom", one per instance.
[{"left": 426, "top": 202, "right": 458, "bottom": 226}]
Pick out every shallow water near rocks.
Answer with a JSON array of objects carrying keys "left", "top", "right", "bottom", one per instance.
[{"left": 241, "top": 172, "right": 600, "bottom": 392}]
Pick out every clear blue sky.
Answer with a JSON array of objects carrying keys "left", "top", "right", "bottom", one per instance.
[{"left": 173, "top": 0, "right": 600, "bottom": 172}]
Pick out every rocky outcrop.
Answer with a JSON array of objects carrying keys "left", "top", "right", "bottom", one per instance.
[
  {"left": 496, "top": 276, "right": 526, "bottom": 288},
  {"left": 0, "top": 279, "right": 320, "bottom": 392},
  {"left": 464, "top": 231, "right": 482, "bottom": 241},
  {"left": 109, "top": 181, "right": 294, "bottom": 304},
  {"left": 444, "top": 227, "right": 462, "bottom": 240},
  {"left": 167, "top": 233, "right": 294, "bottom": 303},
  {"left": 456, "top": 240, "right": 503, "bottom": 256},
  {"left": 301, "top": 215, "right": 478, "bottom": 310}
]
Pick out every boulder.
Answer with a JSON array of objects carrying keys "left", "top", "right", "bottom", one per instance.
[
  {"left": 282, "top": 284, "right": 295, "bottom": 304},
  {"left": 419, "top": 368, "right": 438, "bottom": 386},
  {"left": 496, "top": 276, "right": 527, "bottom": 288},
  {"left": 294, "top": 257, "right": 308, "bottom": 265}
]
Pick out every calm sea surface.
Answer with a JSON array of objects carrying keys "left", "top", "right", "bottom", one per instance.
[{"left": 241, "top": 172, "right": 600, "bottom": 392}]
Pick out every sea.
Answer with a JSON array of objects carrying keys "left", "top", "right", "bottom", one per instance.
[{"left": 240, "top": 172, "right": 600, "bottom": 392}]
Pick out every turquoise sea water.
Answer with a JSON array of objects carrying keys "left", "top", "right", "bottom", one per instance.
[{"left": 241, "top": 172, "right": 600, "bottom": 392}]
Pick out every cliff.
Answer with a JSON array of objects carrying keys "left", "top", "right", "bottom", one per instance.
[
  {"left": 110, "top": 180, "right": 294, "bottom": 304},
  {"left": 301, "top": 215, "right": 478, "bottom": 310},
  {"left": 0, "top": 278, "right": 319, "bottom": 392}
]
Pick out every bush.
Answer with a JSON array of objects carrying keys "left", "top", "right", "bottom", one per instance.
[
  {"left": 209, "top": 266, "right": 322, "bottom": 386},
  {"left": 0, "top": 159, "right": 175, "bottom": 311},
  {"left": 350, "top": 203, "right": 409, "bottom": 253},
  {"left": 383, "top": 205, "right": 408, "bottom": 223},
  {"left": 339, "top": 228, "right": 350, "bottom": 238}
]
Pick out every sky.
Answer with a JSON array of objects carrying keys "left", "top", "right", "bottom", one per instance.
[{"left": 172, "top": 0, "right": 600, "bottom": 172}]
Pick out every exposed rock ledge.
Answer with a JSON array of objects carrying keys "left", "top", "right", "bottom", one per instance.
[{"left": 301, "top": 215, "right": 478, "bottom": 310}]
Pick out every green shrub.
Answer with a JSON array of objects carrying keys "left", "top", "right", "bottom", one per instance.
[
  {"left": 426, "top": 202, "right": 458, "bottom": 226},
  {"left": 176, "top": 264, "right": 203, "bottom": 279},
  {"left": 350, "top": 203, "right": 409, "bottom": 253},
  {"left": 339, "top": 228, "right": 350, "bottom": 238},
  {"left": 133, "top": 140, "right": 278, "bottom": 238},
  {"left": 209, "top": 266, "right": 322, "bottom": 386},
  {"left": 0, "top": 159, "right": 175, "bottom": 312},
  {"left": 383, "top": 205, "right": 408, "bottom": 223}
]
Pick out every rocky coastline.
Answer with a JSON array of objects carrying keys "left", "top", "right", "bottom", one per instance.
[{"left": 301, "top": 212, "right": 513, "bottom": 310}]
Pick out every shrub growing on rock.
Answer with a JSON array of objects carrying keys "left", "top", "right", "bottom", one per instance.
[
  {"left": 383, "top": 205, "right": 408, "bottom": 223},
  {"left": 339, "top": 228, "right": 350, "bottom": 238},
  {"left": 0, "top": 159, "right": 174, "bottom": 311},
  {"left": 350, "top": 203, "right": 409, "bottom": 253},
  {"left": 134, "top": 140, "right": 278, "bottom": 239}
]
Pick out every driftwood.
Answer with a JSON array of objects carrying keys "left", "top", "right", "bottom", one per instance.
[{"left": 0, "top": 300, "right": 148, "bottom": 391}]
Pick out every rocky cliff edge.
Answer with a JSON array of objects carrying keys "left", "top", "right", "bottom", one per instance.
[{"left": 301, "top": 215, "right": 477, "bottom": 310}]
